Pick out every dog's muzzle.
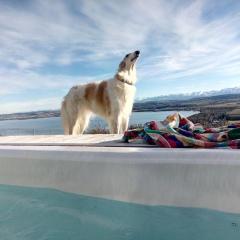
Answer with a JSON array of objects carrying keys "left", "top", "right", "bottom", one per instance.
[
  {"left": 131, "top": 50, "right": 140, "bottom": 61},
  {"left": 135, "top": 50, "right": 140, "bottom": 56}
]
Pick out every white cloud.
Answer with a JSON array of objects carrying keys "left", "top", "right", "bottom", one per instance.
[
  {"left": 0, "top": 0, "right": 239, "bottom": 113},
  {"left": 139, "top": 1, "right": 240, "bottom": 77},
  {"left": 0, "top": 68, "right": 110, "bottom": 97},
  {"left": 0, "top": 97, "right": 62, "bottom": 114}
]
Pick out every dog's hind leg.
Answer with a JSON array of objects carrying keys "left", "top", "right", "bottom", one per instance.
[
  {"left": 72, "top": 112, "right": 91, "bottom": 135},
  {"left": 109, "top": 116, "right": 122, "bottom": 134},
  {"left": 61, "top": 100, "right": 71, "bottom": 135}
]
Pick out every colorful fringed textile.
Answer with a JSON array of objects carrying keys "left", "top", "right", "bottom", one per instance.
[{"left": 123, "top": 113, "right": 240, "bottom": 148}]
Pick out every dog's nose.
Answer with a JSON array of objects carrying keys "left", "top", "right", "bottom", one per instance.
[{"left": 135, "top": 50, "right": 140, "bottom": 55}]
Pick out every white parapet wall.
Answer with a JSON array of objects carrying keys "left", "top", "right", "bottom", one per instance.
[{"left": 0, "top": 141, "right": 240, "bottom": 214}]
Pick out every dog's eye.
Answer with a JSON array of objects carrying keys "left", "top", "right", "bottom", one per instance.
[{"left": 125, "top": 54, "right": 130, "bottom": 58}]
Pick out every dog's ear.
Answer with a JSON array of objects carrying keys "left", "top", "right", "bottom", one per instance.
[{"left": 119, "top": 61, "right": 126, "bottom": 70}]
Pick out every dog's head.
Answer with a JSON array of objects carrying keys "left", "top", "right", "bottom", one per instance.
[{"left": 118, "top": 50, "right": 140, "bottom": 71}]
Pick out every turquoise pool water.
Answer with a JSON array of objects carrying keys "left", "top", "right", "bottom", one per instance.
[{"left": 0, "top": 185, "right": 239, "bottom": 240}]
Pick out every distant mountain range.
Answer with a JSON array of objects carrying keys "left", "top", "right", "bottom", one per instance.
[{"left": 138, "top": 87, "right": 240, "bottom": 102}]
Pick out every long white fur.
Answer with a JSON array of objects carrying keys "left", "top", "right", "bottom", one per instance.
[{"left": 61, "top": 51, "right": 139, "bottom": 135}]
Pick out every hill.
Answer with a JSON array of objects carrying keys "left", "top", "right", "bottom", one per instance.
[
  {"left": 0, "top": 94, "right": 240, "bottom": 127},
  {"left": 139, "top": 87, "right": 240, "bottom": 102}
]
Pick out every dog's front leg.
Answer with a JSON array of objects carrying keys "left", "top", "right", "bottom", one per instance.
[
  {"left": 109, "top": 118, "right": 122, "bottom": 134},
  {"left": 121, "top": 117, "right": 129, "bottom": 133}
]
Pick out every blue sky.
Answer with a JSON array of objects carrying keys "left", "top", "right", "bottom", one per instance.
[{"left": 0, "top": 0, "right": 240, "bottom": 113}]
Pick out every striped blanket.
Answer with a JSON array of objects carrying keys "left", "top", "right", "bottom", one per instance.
[{"left": 123, "top": 113, "right": 240, "bottom": 148}]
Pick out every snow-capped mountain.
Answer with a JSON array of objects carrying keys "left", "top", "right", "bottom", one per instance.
[{"left": 138, "top": 87, "right": 240, "bottom": 102}]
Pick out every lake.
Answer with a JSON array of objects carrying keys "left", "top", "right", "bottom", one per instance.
[{"left": 0, "top": 111, "right": 198, "bottom": 136}]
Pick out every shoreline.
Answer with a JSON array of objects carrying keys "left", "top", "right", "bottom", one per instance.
[
  {"left": 0, "top": 109, "right": 197, "bottom": 122},
  {"left": 1, "top": 109, "right": 240, "bottom": 129},
  {"left": 1, "top": 93, "right": 240, "bottom": 125}
]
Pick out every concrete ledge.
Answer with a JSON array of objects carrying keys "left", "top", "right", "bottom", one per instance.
[
  {"left": 0, "top": 145, "right": 240, "bottom": 213},
  {"left": 0, "top": 134, "right": 156, "bottom": 147},
  {"left": 0, "top": 134, "right": 122, "bottom": 146}
]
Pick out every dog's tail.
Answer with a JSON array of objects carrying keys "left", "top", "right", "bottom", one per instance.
[{"left": 61, "top": 99, "right": 70, "bottom": 135}]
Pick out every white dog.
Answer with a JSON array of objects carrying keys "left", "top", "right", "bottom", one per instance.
[{"left": 61, "top": 50, "right": 140, "bottom": 135}]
